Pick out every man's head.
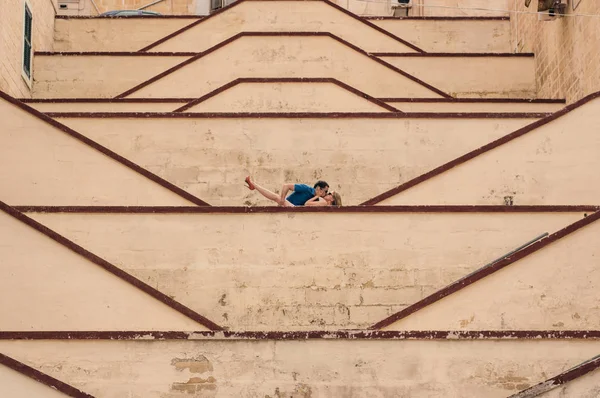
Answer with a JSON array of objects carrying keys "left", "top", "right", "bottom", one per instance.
[{"left": 313, "top": 180, "right": 329, "bottom": 197}]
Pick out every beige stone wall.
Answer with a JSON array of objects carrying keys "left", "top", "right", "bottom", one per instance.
[
  {"left": 54, "top": 17, "right": 195, "bottom": 52},
  {"left": 55, "top": 15, "right": 512, "bottom": 54},
  {"left": 25, "top": 98, "right": 565, "bottom": 113},
  {"left": 185, "top": 82, "right": 391, "bottom": 112},
  {"left": 0, "top": 0, "right": 55, "bottom": 98},
  {"left": 33, "top": 54, "right": 189, "bottom": 98},
  {"left": 412, "top": 0, "right": 511, "bottom": 17},
  {"left": 27, "top": 100, "right": 186, "bottom": 112},
  {"left": 34, "top": 36, "right": 445, "bottom": 99},
  {"left": 510, "top": 0, "right": 600, "bottom": 103},
  {"left": 333, "top": 0, "right": 511, "bottom": 17},
  {"left": 56, "top": 116, "right": 534, "bottom": 205},
  {"left": 0, "top": 211, "right": 206, "bottom": 331},
  {"left": 378, "top": 54, "right": 536, "bottom": 98},
  {"left": 381, "top": 96, "right": 600, "bottom": 205},
  {"left": 371, "top": 18, "right": 512, "bottom": 53},
  {"left": 391, "top": 100, "right": 563, "bottom": 113},
  {"left": 0, "top": 365, "right": 69, "bottom": 398},
  {"left": 0, "top": 97, "right": 195, "bottom": 205},
  {"left": 385, "top": 215, "right": 600, "bottom": 330},
  {"left": 68, "top": 0, "right": 203, "bottom": 15},
  {"left": 1, "top": 339, "right": 599, "bottom": 397},
  {"left": 30, "top": 211, "right": 583, "bottom": 330},
  {"left": 147, "top": 1, "right": 417, "bottom": 53},
  {"left": 332, "top": 0, "right": 391, "bottom": 17}
]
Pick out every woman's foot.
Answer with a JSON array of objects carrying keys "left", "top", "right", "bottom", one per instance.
[{"left": 245, "top": 176, "right": 255, "bottom": 190}]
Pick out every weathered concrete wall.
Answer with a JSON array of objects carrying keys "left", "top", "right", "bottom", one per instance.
[
  {"left": 53, "top": 17, "right": 195, "bottom": 52},
  {"left": 26, "top": 100, "right": 186, "bottom": 112},
  {"left": 331, "top": 0, "right": 391, "bottom": 17},
  {"left": 53, "top": 13, "right": 514, "bottom": 54},
  {"left": 510, "top": 0, "right": 600, "bottom": 103},
  {"left": 30, "top": 211, "right": 583, "bottom": 330},
  {"left": 411, "top": 0, "right": 511, "bottom": 17},
  {"left": 146, "top": 1, "right": 416, "bottom": 53},
  {"left": 1, "top": 339, "right": 600, "bottom": 397},
  {"left": 62, "top": 0, "right": 205, "bottom": 16},
  {"left": 185, "top": 82, "right": 391, "bottom": 112},
  {"left": 371, "top": 18, "right": 512, "bottom": 53},
  {"left": 0, "top": 211, "right": 205, "bottom": 331},
  {"left": 33, "top": 36, "right": 444, "bottom": 99},
  {"left": 0, "top": 0, "right": 55, "bottom": 98},
  {"left": 390, "top": 100, "right": 563, "bottom": 113},
  {"left": 385, "top": 215, "right": 600, "bottom": 331},
  {"left": 25, "top": 98, "right": 563, "bottom": 113},
  {"left": 32, "top": 55, "right": 189, "bottom": 98},
  {"left": 56, "top": 116, "right": 534, "bottom": 205},
  {"left": 0, "top": 364, "right": 69, "bottom": 398},
  {"left": 332, "top": 0, "right": 511, "bottom": 17},
  {"left": 0, "top": 97, "right": 194, "bottom": 205},
  {"left": 379, "top": 55, "right": 537, "bottom": 98},
  {"left": 381, "top": 96, "right": 600, "bottom": 205}
]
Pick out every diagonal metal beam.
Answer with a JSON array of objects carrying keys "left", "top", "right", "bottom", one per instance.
[
  {"left": 508, "top": 354, "right": 600, "bottom": 398},
  {"left": 0, "top": 200, "right": 224, "bottom": 331},
  {"left": 0, "top": 90, "right": 210, "bottom": 206},
  {"left": 361, "top": 90, "right": 600, "bottom": 205},
  {"left": 0, "top": 352, "right": 95, "bottom": 398},
  {"left": 370, "top": 210, "right": 600, "bottom": 329}
]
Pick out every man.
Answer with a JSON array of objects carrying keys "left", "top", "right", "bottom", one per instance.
[
  {"left": 279, "top": 181, "right": 329, "bottom": 206},
  {"left": 245, "top": 176, "right": 331, "bottom": 207}
]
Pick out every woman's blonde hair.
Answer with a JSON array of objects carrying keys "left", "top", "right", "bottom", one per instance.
[{"left": 331, "top": 192, "right": 342, "bottom": 207}]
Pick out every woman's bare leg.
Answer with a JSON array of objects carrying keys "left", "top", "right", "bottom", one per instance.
[
  {"left": 253, "top": 181, "right": 282, "bottom": 204},
  {"left": 247, "top": 177, "right": 295, "bottom": 207}
]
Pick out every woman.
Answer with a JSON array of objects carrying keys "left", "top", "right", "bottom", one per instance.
[{"left": 245, "top": 176, "right": 342, "bottom": 207}]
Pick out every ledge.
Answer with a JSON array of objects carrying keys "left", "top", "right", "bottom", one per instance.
[
  {"left": 372, "top": 52, "right": 534, "bottom": 57},
  {"left": 364, "top": 16, "right": 510, "bottom": 21},
  {"left": 45, "top": 111, "right": 550, "bottom": 118},
  {"left": 15, "top": 205, "right": 599, "bottom": 214},
  {"left": 1, "top": 330, "right": 598, "bottom": 340},
  {"left": 35, "top": 51, "right": 198, "bottom": 56},
  {"left": 20, "top": 97, "right": 566, "bottom": 104},
  {"left": 55, "top": 15, "right": 202, "bottom": 19}
]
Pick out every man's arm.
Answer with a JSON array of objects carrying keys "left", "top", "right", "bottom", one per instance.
[{"left": 279, "top": 183, "right": 295, "bottom": 204}]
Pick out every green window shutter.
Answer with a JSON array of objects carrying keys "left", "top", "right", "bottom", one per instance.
[{"left": 23, "top": 4, "right": 32, "bottom": 78}]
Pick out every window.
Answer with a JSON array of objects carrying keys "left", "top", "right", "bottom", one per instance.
[{"left": 23, "top": 2, "right": 33, "bottom": 79}]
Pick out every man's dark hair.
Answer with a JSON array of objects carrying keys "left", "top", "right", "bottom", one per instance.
[{"left": 314, "top": 181, "right": 329, "bottom": 190}]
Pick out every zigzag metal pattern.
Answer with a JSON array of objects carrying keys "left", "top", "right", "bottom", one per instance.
[
  {"left": 172, "top": 77, "right": 401, "bottom": 113},
  {"left": 137, "top": 0, "right": 426, "bottom": 53},
  {"left": 114, "top": 32, "right": 450, "bottom": 99}
]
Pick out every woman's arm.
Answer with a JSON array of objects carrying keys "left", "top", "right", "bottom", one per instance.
[{"left": 304, "top": 196, "right": 328, "bottom": 207}]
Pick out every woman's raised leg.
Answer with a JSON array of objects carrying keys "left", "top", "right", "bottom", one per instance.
[{"left": 246, "top": 176, "right": 289, "bottom": 206}]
